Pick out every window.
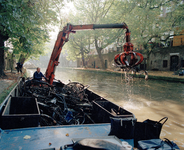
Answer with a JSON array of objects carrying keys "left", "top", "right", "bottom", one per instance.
[{"left": 163, "top": 60, "right": 167, "bottom": 68}]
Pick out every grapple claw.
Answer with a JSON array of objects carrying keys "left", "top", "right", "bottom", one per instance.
[{"left": 114, "top": 31, "right": 144, "bottom": 68}]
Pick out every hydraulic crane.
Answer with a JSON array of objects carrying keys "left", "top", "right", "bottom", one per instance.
[{"left": 45, "top": 23, "right": 144, "bottom": 85}]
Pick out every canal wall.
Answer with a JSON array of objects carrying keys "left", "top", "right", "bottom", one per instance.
[
  {"left": 79, "top": 46, "right": 184, "bottom": 71},
  {"left": 74, "top": 68, "right": 184, "bottom": 83}
]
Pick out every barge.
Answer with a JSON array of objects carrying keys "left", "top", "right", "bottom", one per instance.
[
  {"left": 0, "top": 79, "right": 135, "bottom": 150},
  {"left": 0, "top": 23, "right": 152, "bottom": 149}
]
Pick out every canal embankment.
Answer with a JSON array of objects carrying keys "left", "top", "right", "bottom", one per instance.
[
  {"left": 74, "top": 68, "right": 184, "bottom": 83},
  {"left": 1, "top": 67, "right": 184, "bottom": 103},
  {"left": 0, "top": 69, "right": 27, "bottom": 103}
]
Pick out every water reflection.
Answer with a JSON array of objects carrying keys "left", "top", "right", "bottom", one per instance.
[{"left": 28, "top": 68, "right": 184, "bottom": 148}]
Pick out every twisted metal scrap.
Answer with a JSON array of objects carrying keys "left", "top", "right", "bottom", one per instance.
[{"left": 21, "top": 80, "right": 93, "bottom": 126}]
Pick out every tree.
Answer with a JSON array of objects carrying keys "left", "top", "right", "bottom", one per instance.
[
  {"left": 65, "top": 31, "right": 91, "bottom": 67},
  {"left": 132, "top": 0, "right": 183, "bottom": 69},
  {"left": 0, "top": 34, "right": 9, "bottom": 76},
  {"left": 62, "top": 0, "right": 184, "bottom": 70},
  {"left": 0, "top": 0, "right": 59, "bottom": 76},
  {"left": 62, "top": 12, "right": 92, "bottom": 67},
  {"left": 73, "top": 0, "right": 124, "bottom": 69},
  {"left": 110, "top": 0, "right": 183, "bottom": 69}
]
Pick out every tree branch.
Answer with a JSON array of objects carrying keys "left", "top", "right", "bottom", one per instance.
[{"left": 102, "top": 0, "right": 115, "bottom": 18}]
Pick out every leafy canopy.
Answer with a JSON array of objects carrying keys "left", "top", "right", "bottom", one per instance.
[{"left": 0, "top": 0, "right": 61, "bottom": 61}]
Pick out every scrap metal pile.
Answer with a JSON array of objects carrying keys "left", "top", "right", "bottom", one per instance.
[{"left": 20, "top": 79, "right": 94, "bottom": 126}]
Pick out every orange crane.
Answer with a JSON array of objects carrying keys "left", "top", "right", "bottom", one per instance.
[{"left": 45, "top": 23, "right": 144, "bottom": 85}]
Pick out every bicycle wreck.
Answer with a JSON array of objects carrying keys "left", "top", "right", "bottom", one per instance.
[{"left": 21, "top": 79, "right": 95, "bottom": 126}]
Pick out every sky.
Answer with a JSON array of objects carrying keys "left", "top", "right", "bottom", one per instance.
[{"left": 49, "top": 1, "right": 76, "bottom": 41}]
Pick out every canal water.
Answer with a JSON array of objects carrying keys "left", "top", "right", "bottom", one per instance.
[{"left": 28, "top": 68, "right": 184, "bottom": 148}]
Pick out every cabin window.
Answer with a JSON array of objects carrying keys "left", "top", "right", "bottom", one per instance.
[{"left": 163, "top": 60, "right": 167, "bottom": 68}]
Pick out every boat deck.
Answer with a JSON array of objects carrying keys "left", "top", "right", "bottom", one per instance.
[{"left": 0, "top": 123, "right": 133, "bottom": 150}]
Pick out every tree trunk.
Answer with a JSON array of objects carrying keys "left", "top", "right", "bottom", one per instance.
[
  {"left": 146, "top": 55, "right": 149, "bottom": 70},
  {"left": 146, "top": 48, "right": 152, "bottom": 70},
  {"left": 81, "top": 49, "right": 86, "bottom": 68},
  {"left": 0, "top": 41, "right": 5, "bottom": 76},
  {"left": 10, "top": 53, "right": 14, "bottom": 73},
  {"left": 0, "top": 34, "right": 9, "bottom": 77},
  {"left": 19, "top": 54, "right": 27, "bottom": 64},
  {"left": 96, "top": 48, "right": 105, "bottom": 69},
  {"left": 95, "top": 39, "right": 105, "bottom": 69}
]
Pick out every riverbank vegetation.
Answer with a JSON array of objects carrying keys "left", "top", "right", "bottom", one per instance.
[
  {"left": 64, "top": 0, "right": 184, "bottom": 69},
  {"left": 0, "top": 0, "right": 65, "bottom": 77},
  {"left": 0, "top": 0, "right": 184, "bottom": 76}
]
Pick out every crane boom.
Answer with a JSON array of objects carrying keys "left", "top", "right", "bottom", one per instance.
[
  {"left": 72, "top": 23, "right": 128, "bottom": 30},
  {"left": 45, "top": 23, "right": 132, "bottom": 85}
]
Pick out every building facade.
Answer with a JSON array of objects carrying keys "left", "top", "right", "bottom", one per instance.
[
  {"left": 77, "top": 45, "right": 184, "bottom": 71},
  {"left": 148, "top": 46, "right": 184, "bottom": 71}
]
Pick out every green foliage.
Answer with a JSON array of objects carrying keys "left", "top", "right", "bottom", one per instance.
[
  {"left": 73, "top": 0, "right": 123, "bottom": 47},
  {"left": 65, "top": 31, "right": 90, "bottom": 61},
  {"left": 0, "top": 0, "right": 63, "bottom": 63},
  {"left": 62, "top": 0, "right": 184, "bottom": 68},
  {"left": 65, "top": 0, "right": 126, "bottom": 68},
  {"left": 113, "top": 0, "right": 183, "bottom": 49}
]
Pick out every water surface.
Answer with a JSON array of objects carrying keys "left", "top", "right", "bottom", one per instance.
[{"left": 28, "top": 68, "right": 184, "bottom": 148}]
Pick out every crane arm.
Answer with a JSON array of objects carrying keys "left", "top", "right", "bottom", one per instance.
[
  {"left": 72, "top": 23, "right": 128, "bottom": 30},
  {"left": 45, "top": 23, "right": 130, "bottom": 85}
]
